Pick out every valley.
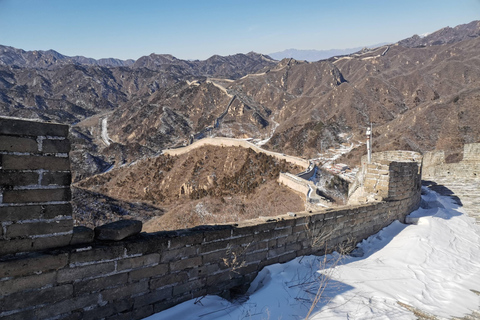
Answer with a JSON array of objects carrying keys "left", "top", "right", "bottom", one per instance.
[{"left": 1, "top": 20, "right": 480, "bottom": 231}]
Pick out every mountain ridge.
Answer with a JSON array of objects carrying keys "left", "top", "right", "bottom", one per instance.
[
  {"left": 1, "top": 20, "right": 480, "bottom": 179},
  {"left": 268, "top": 43, "right": 390, "bottom": 62}
]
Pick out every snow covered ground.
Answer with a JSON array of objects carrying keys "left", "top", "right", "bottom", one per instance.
[{"left": 144, "top": 186, "right": 480, "bottom": 320}]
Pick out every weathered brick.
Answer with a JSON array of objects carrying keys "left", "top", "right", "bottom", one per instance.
[
  {"left": 2, "top": 154, "right": 70, "bottom": 171},
  {"left": 278, "top": 252, "right": 297, "bottom": 263},
  {"left": 0, "top": 308, "right": 35, "bottom": 320},
  {"left": 42, "top": 203, "right": 73, "bottom": 219},
  {"left": 0, "top": 171, "right": 38, "bottom": 187},
  {"left": 201, "top": 248, "right": 228, "bottom": 264},
  {"left": 275, "top": 218, "right": 296, "bottom": 229},
  {"left": 267, "top": 246, "right": 286, "bottom": 258},
  {"left": 42, "top": 171, "right": 72, "bottom": 186},
  {"left": 170, "top": 256, "right": 202, "bottom": 271},
  {"left": 0, "top": 238, "right": 33, "bottom": 256},
  {"left": 69, "top": 245, "right": 124, "bottom": 265},
  {"left": 252, "top": 221, "right": 277, "bottom": 233},
  {"left": 185, "top": 264, "right": 209, "bottom": 279},
  {"left": 42, "top": 138, "right": 71, "bottom": 153},
  {"left": 128, "top": 263, "right": 168, "bottom": 282},
  {"left": 0, "top": 135, "right": 38, "bottom": 153},
  {"left": 6, "top": 219, "right": 73, "bottom": 238},
  {"left": 94, "top": 219, "right": 142, "bottom": 241},
  {"left": 57, "top": 262, "right": 116, "bottom": 283},
  {"left": 161, "top": 246, "right": 197, "bottom": 263},
  {"left": 3, "top": 187, "right": 71, "bottom": 203},
  {"left": 273, "top": 226, "right": 292, "bottom": 237},
  {"left": 276, "top": 236, "right": 288, "bottom": 247},
  {"left": 246, "top": 249, "right": 268, "bottom": 262},
  {"left": 205, "top": 270, "right": 230, "bottom": 287},
  {"left": 0, "top": 271, "right": 56, "bottom": 296},
  {"left": 0, "top": 252, "right": 68, "bottom": 278},
  {"left": 285, "top": 242, "right": 301, "bottom": 253},
  {"left": 0, "top": 117, "right": 68, "bottom": 137},
  {"left": 0, "top": 284, "right": 73, "bottom": 312},
  {"left": 133, "top": 289, "right": 172, "bottom": 308},
  {"left": 82, "top": 298, "right": 133, "bottom": 320},
  {"left": 199, "top": 239, "right": 229, "bottom": 253},
  {"left": 172, "top": 278, "right": 205, "bottom": 296},
  {"left": 231, "top": 225, "right": 257, "bottom": 238},
  {"left": 74, "top": 273, "right": 128, "bottom": 295},
  {"left": 124, "top": 235, "right": 169, "bottom": 256},
  {"left": 117, "top": 253, "right": 160, "bottom": 271},
  {"left": 70, "top": 226, "right": 94, "bottom": 245},
  {"left": 203, "top": 228, "right": 232, "bottom": 242},
  {"left": 106, "top": 305, "right": 154, "bottom": 320},
  {"left": 34, "top": 294, "right": 98, "bottom": 319},
  {"left": 149, "top": 272, "right": 188, "bottom": 290},
  {"left": 292, "top": 224, "right": 308, "bottom": 234},
  {"left": 153, "top": 295, "right": 190, "bottom": 313},
  {"left": 251, "top": 240, "right": 268, "bottom": 252},
  {"left": 33, "top": 233, "right": 73, "bottom": 251},
  {"left": 168, "top": 232, "right": 204, "bottom": 249},
  {"left": 229, "top": 234, "right": 254, "bottom": 246},
  {"left": 54, "top": 311, "right": 83, "bottom": 320},
  {"left": 100, "top": 280, "right": 149, "bottom": 302}
]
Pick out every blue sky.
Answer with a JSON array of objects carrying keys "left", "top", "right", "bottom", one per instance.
[{"left": 1, "top": 0, "right": 479, "bottom": 60}]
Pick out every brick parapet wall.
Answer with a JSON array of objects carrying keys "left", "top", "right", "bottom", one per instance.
[
  {"left": 278, "top": 172, "right": 310, "bottom": 196},
  {"left": 356, "top": 151, "right": 422, "bottom": 202},
  {"left": 0, "top": 117, "right": 73, "bottom": 256},
  {"left": 0, "top": 193, "right": 420, "bottom": 320},
  {"left": 423, "top": 143, "right": 480, "bottom": 179},
  {"left": 463, "top": 143, "right": 480, "bottom": 162},
  {"left": 0, "top": 118, "right": 423, "bottom": 320}
]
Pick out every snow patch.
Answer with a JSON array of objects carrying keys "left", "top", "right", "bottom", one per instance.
[{"left": 144, "top": 186, "right": 480, "bottom": 320}]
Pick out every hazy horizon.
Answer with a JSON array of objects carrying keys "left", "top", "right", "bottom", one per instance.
[{"left": 1, "top": 0, "right": 479, "bottom": 61}]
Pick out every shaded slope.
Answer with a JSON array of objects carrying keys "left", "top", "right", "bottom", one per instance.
[{"left": 76, "top": 146, "right": 305, "bottom": 231}]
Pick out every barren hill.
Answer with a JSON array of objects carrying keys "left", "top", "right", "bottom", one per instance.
[
  {"left": 76, "top": 146, "right": 305, "bottom": 231},
  {"left": 2, "top": 20, "right": 480, "bottom": 228},
  {"left": 100, "top": 21, "right": 480, "bottom": 167}
]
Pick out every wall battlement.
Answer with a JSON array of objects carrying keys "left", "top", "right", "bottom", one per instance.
[
  {"left": 0, "top": 117, "right": 423, "bottom": 320},
  {"left": 0, "top": 117, "right": 73, "bottom": 256},
  {"left": 349, "top": 150, "right": 422, "bottom": 204},
  {"left": 423, "top": 143, "right": 480, "bottom": 179}
]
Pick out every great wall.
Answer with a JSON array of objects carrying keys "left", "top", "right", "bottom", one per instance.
[{"left": 0, "top": 116, "right": 478, "bottom": 320}]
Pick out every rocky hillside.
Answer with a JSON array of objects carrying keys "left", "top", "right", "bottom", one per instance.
[
  {"left": 398, "top": 20, "right": 480, "bottom": 47},
  {"left": 0, "top": 45, "right": 135, "bottom": 68},
  {"left": 0, "top": 48, "right": 277, "bottom": 179},
  {"left": 1, "top": 20, "right": 480, "bottom": 228},
  {"left": 76, "top": 146, "right": 305, "bottom": 231},
  {"left": 99, "top": 20, "right": 480, "bottom": 166}
]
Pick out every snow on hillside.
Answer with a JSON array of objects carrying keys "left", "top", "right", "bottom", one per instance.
[{"left": 145, "top": 187, "right": 480, "bottom": 320}]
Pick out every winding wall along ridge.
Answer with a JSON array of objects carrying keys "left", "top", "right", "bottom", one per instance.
[
  {"left": 163, "top": 137, "right": 310, "bottom": 169},
  {"left": 0, "top": 117, "right": 423, "bottom": 320}
]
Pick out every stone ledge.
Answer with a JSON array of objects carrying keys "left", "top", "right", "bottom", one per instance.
[
  {"left": 95, "top": 220, "right": 142, "bottom": 241},
  {"left": 0, "top": 117, "right": 68, "bottom": 137},
  {"left": 70, "top": 226, "right": 94, "bottom": 245}
]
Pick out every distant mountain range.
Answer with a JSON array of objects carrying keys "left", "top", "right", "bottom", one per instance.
[
  {"left": 0, "top": 45, "right": 135, "bottom": 68},
  {"left": 1, "top": 20, "right": 480, "bottom": 182},
  {"left": 2, "top": 19, "right": 480, "bottom": 227},
  {"left": 268, "top": 43, "right": 390, "bottom": 62}
]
